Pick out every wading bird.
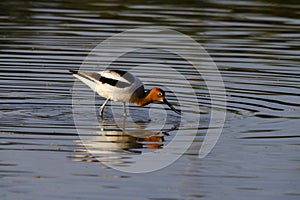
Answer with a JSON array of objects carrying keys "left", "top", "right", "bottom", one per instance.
[{"left": 70, "top": 69, "right": 181, "bottom": 117}]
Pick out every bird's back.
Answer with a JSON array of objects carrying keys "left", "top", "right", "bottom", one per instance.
[{"left": 70, "top": 69, "right": 144, "bottom": 102}]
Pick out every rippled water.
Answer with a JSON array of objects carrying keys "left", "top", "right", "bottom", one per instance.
[{"left": 1, "top": 0, "right": 300, "bottom": 199}]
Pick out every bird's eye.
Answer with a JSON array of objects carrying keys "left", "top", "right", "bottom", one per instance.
[{"left": 157, "top": 92, "right": 163, "bottom": 96}]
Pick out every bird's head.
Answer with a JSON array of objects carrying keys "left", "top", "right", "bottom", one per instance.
[{"left": 148, "top": 87, "right": 181, "bottom": 115}]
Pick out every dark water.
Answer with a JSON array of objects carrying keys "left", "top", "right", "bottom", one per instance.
[{"left": 1, "top": 0, "right": 300, "bottom": 199}]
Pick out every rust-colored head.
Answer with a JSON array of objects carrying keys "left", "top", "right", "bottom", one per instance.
[
  {"left": 146, "top": 87, "right": 181, "bottom": 115},
  {"left": 147, "top": 87, "right": 165, "bottom": 102}
]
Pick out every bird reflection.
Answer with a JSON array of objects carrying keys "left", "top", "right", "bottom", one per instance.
[{"left": 73, "top": 118, "right": 169, "bottom": 165}]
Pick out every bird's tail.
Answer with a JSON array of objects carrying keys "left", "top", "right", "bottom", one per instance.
[
  {"left": 69, "top": 69, "right": 78, "bottom": 74},
  {"left": 69, "top": 69, "right": 99, "bottom": 92}
]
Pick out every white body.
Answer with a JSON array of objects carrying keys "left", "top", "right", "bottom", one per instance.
[{"left": 72, "top": 70, "right": 143, "bottom": 102}]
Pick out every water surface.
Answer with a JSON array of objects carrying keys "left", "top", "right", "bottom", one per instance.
[{"left": 1, "top": 0, "right": 300, "bottom": 199}]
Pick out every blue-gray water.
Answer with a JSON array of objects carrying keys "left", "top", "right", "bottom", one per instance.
[{"left": 1, "top": 0, "right": 300, "bottom": 199}]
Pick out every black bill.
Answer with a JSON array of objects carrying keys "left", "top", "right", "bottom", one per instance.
[{"left": 163, "top": 98, "right": 181, "bottom": 115}]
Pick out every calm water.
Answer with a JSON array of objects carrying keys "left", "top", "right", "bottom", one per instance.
[{"left": 1, "top": 0, "right": 300, "bottom": 199}]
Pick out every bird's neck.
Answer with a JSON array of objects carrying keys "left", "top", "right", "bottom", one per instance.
[
  {"left": 130, "top": 88, "right": 153, "bottom": 106},
  {"left": 133, "top": 95, "right": 153, "bottom": 106}
]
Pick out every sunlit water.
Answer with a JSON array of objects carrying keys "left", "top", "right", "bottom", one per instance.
[{"left": 1, "top": 0, "right": 300, "bottom": 199}]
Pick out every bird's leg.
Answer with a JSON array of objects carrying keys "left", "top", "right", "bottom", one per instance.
[
  {"left": 99, "top": 98, "right": 110, "bottom": 117},
  {"left": 122, "top": 102, "right": 127, "bottom": 117}
]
